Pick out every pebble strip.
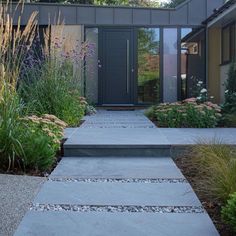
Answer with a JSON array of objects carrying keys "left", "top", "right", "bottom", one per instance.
[
  {"left": 48, "top": 177, "right": 188, "bottom": 184},
  {"left": 81, "top": 125, "right": 155, "bottom": 128},
  {"left": 30, "top": 204, "right": 205, "bottom": 214}
]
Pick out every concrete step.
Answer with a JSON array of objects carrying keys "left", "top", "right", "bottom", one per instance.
[{"left": 64, "top": 144, "right": 171, "bottom": 157}]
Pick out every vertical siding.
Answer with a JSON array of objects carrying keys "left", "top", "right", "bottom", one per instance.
[{"left": 208, "top": 27, "right": 221, "bottom": 103}]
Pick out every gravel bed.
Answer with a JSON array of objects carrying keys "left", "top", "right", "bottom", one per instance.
[
  {"left": 0, "top": 174, "right": 45, "bottom": 236},
  {"left": 30, "top": 204, "right": 205, "bottom": 214},
  {"left": 49, "top": 177, "right": 188, "bottom": 184}
]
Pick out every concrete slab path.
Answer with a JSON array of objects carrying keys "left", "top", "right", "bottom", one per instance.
[{"left": 14, "top": 110, "right": 224, "bottom": 236}]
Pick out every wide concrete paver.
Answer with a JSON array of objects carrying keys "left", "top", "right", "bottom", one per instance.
[
  {"left": 51, "top": 157, "right": 184, "bottom": 178},
  {"left": 14, "top": 111, "right": 220, "bottom": 236},
  {"left": 14, "top": 212, "right": 219, "bottom": 236},
  {"left": 34, "top": 181, "right": 201, "bottom": 206}
]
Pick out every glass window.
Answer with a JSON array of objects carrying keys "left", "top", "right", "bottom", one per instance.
[
  {"left": 181, "top": 28, "right": 192, "bottom": 100},
  {"left": 85, "top": 28, "right": 98, "bottom": 104},
  {"left": 137, "top": 28, "right": 160, "bottom": 104},
  {"left": 181, "top": 28, "right": 206, "bottom": 98},
  {"left": 222, "top": 26, "right": 231, "bottom": 63},
  {"left": 163, "top": 28, "right": 178, "bottom": 102}
]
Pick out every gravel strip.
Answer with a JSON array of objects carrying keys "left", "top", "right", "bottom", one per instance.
[
  {"left": 30, "top": 204, "right": 205, "bottom": 213},
  {"left": 48, "top": 177, "right": 188, "bottom": 184},
  {"left": 0, "top": 174, "right": 45, "bottom": 236}
]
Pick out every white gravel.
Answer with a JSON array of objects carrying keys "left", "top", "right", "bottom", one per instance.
[
  {"left": 31, "top": 204, "right": 205, "bottom": 214},
  {"left": 0, "top": 174, "right": 45, "bottom": 236}
]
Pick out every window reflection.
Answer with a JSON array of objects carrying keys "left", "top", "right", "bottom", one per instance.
[
  {"left": 163, "top": 28, "right": 177, "bottom": 103},
  {"left": 138, "top": 28, "right": 160, "bottom": 103},
  {"left": 181, "top": 28, "right": 206, "bottom": 98}
]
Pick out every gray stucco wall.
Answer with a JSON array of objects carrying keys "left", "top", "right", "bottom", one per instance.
[{"left": 12, "top": 0, "right": 224, "bottom": 27}]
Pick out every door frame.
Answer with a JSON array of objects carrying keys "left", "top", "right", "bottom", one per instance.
[{"left": 98, "top": 27, "right": 136, "bottom": 106}]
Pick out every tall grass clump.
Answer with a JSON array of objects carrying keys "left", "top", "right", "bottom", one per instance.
[
  {"left": 191, "top": 141, "right": 236, "bottom": 202},
  {"left": 0, "top": 1, "right": 38, "bottom": 170},
  {"left": 0, "top": 1, "right": 66, "bottom": 172},
  {"left": 19, "top": 24, "right": 94, "bottom": 126}
]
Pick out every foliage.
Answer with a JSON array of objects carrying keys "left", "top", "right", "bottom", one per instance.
[
  {"left": 0, "top": 1, "right": 38, "bottom": 88},
  {"left": 19, "top": 27, "right": 93, "bottom": 126},
  {"left": 146, "top": 98, "right": 221, "bottom": 128},
  {"left": 0, "top": 83, "right": 25, "bottom": 170},
  {"left": 221, "top": 113, "right": 236, "bottom": 127},
  {"left": 222, "top": 62, "right": 236, "bottom": 114},
  {"left": 162, "top": 0, "right": 185, "bottom": 8},
  {"left": 37, "top": 0, "right": 160, "bottom": 7},
  {"left": 191, "top": 143, "right": 236, "bottom": 202},
  {"left": 222, "top": 192, "right": 236, "bottom": 232},
  {"left": 0, "top": 2, "right": 68, "bottom": 173},
  {"left": 19, "top": 114, "right": 67, "bottom": 171},
  {"left": 20, "top": 60, "right": 85, "bottom": 126}
]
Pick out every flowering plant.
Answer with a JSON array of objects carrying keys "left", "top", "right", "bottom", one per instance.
[
  {"left": 147, "top": 99, "right": 221, "bottom": 128},
  {"left": 21, "top": 114, "right": 67, "bottom": 152}
]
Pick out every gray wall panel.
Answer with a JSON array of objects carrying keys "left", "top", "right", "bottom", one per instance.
[
  {"left": 151, "top": 10, "right": 170, "bottom": 25},
  {"left": 114, "top": 9, "right": 132, "bottom": 25},
  {"left": 12, "top": 5, "right": 39, "bottom": 25},
  {"left": 207, "top": 0, "right": 225, "bottom": 17},
  {"left": 77, "top": 7, "right": 95, "bottom": 24},
  {"left": 188, "top": 0, "right": 206, "bottom": 25},
  {"left": 133, "top": 9, "right": 150, "bottom": 25},
  {"left": 170, "top": 4, "right": 188, "bottom": 25},
  {"left": 11, "top": 0, "right": 227, "bottom": 27},
  {"left": 59, "top": 6, "right": 76, "bottom": 24},
  {"left": 39, "top": 5, "right": 59, "bottom": 25},
  {"left": 96, "top": 8, "right": 113, "bottom": 24}
]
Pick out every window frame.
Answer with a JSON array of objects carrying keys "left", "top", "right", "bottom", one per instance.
[{"left": 221, "top": 22, "right": 236, "bottom": 65}]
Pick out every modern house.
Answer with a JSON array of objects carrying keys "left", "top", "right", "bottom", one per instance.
[{"left": 13, "top": 0, "right": 235, "bottom": 105}]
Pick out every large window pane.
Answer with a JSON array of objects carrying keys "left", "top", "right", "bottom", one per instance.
[
  {"left": 222, "top": 26, "right": 230, "bottom": 63},
  {"left": 181, "top": 28, "right": 192, "bottom": 100},
  {"left": 85, "top": 28, "right": 98, "bottom": 104},
  {"left": 163, "top": 28, "right": 177, "bottom": 102},
  {"left": 181, "top": 28, "right": 206, "bottom": 97},
  {"left": 138, "top": 28, "right": 160, "bottom": 103}
]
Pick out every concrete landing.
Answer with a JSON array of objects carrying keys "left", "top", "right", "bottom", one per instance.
[{"left": 64, "top": 110, "right": 236, "bottom": 157}]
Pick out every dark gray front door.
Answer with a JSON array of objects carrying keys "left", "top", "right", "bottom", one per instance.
[{"left": 100, "top": 28, "right": 134, "bottom": 105}]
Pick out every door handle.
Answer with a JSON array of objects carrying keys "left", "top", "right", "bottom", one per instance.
[{"left": 126, "top": 39, "right": 130, "bottom": 94}]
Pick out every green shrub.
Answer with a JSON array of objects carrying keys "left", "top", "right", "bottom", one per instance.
[
  {"left": 191, "top": 143, "right": 236, "bottom": 202},
  {"left": 0, "top": 83, "right": 25, "bottom": 170},
  {"left": 222, "top": 192, "right": 236, "bottom": 232},
  {"left": 221, "top": 113, "right": 236, "bottom": 127},
  {"left": 20, "top": 60, "right": 85, "bottom": 126},
  {"left": 20, "top": 130, "right": 55, "bottom": 171},
  {"left": 222, "top": 62, "right": 236, "bottom": 114},
  {"left": 0, "top": 85, "right": 66, "bottom": 172},
  {"left": 147, "top": 98, "right": 221, "bottom": 128},
  {"left": 19, "top": 114, "right": 66, "bottom": 171}
]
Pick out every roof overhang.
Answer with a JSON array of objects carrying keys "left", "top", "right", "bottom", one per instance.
[
  {"left": 207, "top": 2, "right": 236, "bottom": 28},
  {"left": 9, "top": 0, "right": 224, "bottom": 27}
]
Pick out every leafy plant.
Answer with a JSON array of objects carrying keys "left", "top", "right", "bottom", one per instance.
[
  {"left": 191, "top": 143, "right": 236, "bottom": 202},
  {"left": 147, "top": 98, "right": 221, "bottom": 128},
  {"left": 20, "top": 60, "right": 85, "bottom": 126},
  {"left": 0, "top": 83, "right": 25, "bottom": 170},
  {"left": 222, "top": 192, "right": 236, "bottom": 232},
  {"left": 222, "top": 62, "right": 236, "bottom": 114}
]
